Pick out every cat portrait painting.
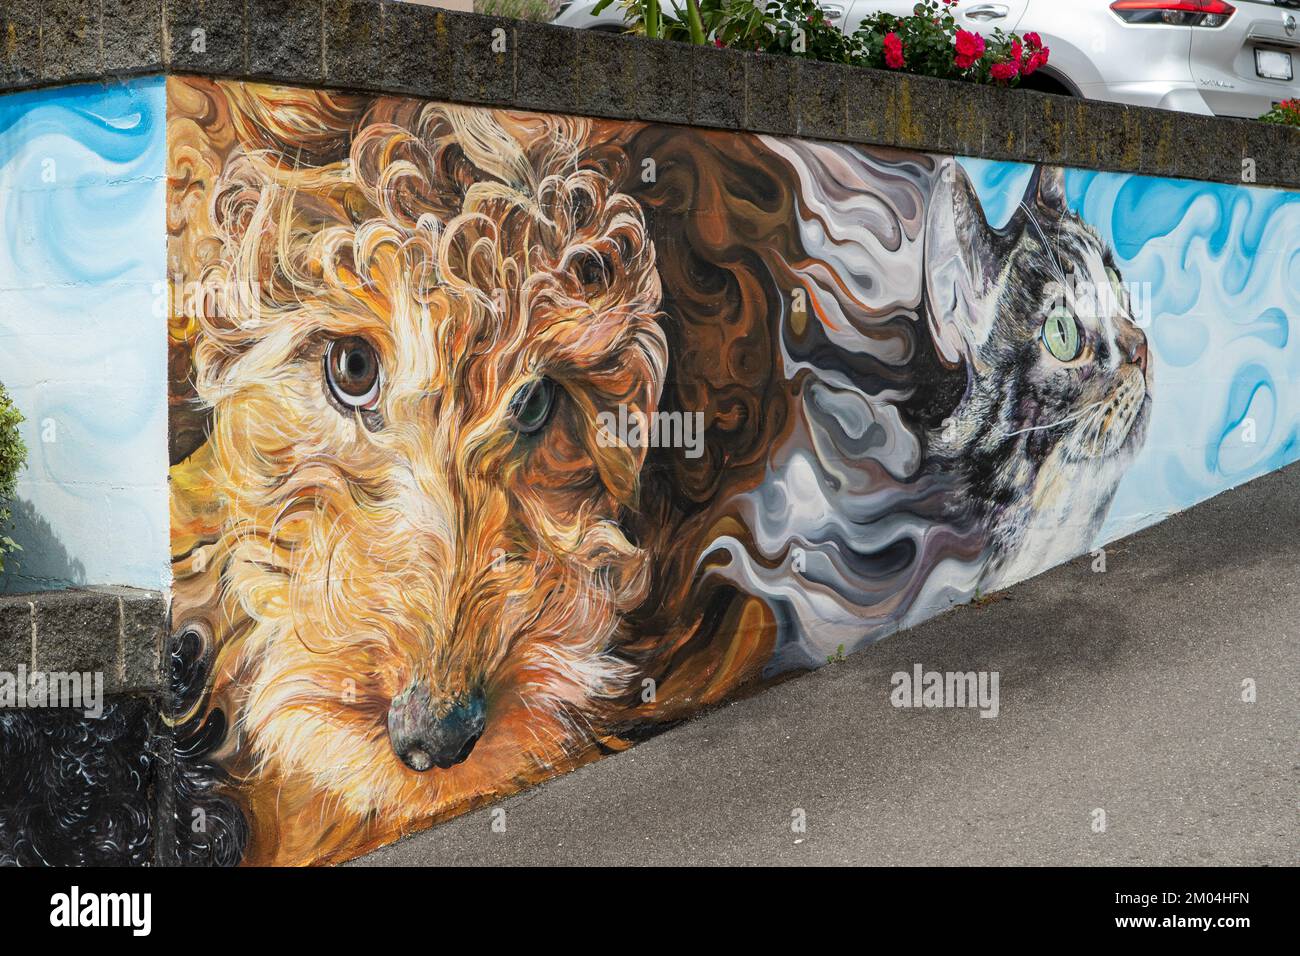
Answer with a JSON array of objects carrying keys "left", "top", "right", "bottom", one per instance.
[{"left": 165, "top": 78, "right": 1148, "bottom": 865}]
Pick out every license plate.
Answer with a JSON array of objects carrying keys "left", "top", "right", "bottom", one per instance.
[{"left": 1255, "top": 48, "right": 1294, "bottom": 81}]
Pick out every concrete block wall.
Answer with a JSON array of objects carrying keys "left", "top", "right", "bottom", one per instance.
[{"left": 0, "top": 587, "right": 166, "bottom": 694}]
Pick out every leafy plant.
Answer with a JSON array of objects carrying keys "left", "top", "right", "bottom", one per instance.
[
  {"left": 593, "top": 0, "right": 668, "bottom": 38},
  {"left": 474, "top": 0, "right": 560, "bottom": 21},
  {"left": 760, "top": 0, "right": 857, "bottom": 62},
  {"left": 1259, "top": 99, "right": 1300, "bottom": 128},
  {"left": 587, "top": 0, "right": 1046, "bottom": 84},
  {"left": 0, "top": 382, "right": 26, "bottom": 572}
]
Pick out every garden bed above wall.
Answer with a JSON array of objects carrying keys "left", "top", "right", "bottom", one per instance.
[{"left": 0, "top": 0, "right": 1296, "bottom": 188}]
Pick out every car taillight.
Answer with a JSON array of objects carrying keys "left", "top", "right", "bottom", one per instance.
[{"left": 1110, "top": 0, "right": 1236, "bottom": 27}]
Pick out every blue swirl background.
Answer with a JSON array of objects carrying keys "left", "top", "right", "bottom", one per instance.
[
  {"left": 961, "top": 157, "right": 1300, "bottom": 546},
  {"left": 0, "top": 79, "right": 167, "bottom": 591}
]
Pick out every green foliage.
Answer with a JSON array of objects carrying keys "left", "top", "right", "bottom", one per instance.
[
  {"left": 621, "top": 0, "right": 859, "bottom": 55},
  {"left": 474, "top": 0, "right": 558, "bottom": 22},
  {"left": 0, "top": 382, "right": 25, "bottom": 573},
  {"left": 755, "top": 0, "right": 857, "bottom": 63},
  {"left": 1259, "top": 99, "right": 1300, "bottom": 128},
  {"left": 588, "top": 0, "right": 1044, "bottom": 84},
  {"left": 594, "top": 0, "right": 666, "bottom": 37}
]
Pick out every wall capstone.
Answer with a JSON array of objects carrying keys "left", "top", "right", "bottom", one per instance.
[
  {"left": 0, "top": 588, "right": 166, "bottom": 694},
  {"left": 0, "top": 1, "right": 1294, "bottom": 188}
]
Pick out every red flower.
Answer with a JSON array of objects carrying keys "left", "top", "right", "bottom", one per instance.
[
  {"left": 1010, "top": 37, "right": 1023, "bottom": 64},
  {"left": 1023, "top": 47, "right": 1050, "bottom": 76},
  {"left": 954, "top": 29, "right": 986, "bottom": 70},
  {"left": 990, "top": 60, "right": 1019, "bottom": 82},
  {"left": 884, "top": 31, "right": 906, "bottom": 70}
]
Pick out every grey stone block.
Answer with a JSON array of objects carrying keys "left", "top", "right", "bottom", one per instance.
[
  {"left": 633, "top": 36, "right": 691, "bottom": 125},
  {"left": 104, "top": 0, "right": 165, "bottom": 74},
  {"left": 895, "top": 74, "right": 950, "bottom": 153},
  {"left": 33, "top": 589, "right": 119, "bottom": 677},
  {"left": 41, "top": 0, "right": 101, "bottom": 82},
  {"left": 1020, "top": 90, "right": 1072, "bottom": 167},
  {"left": 573, "top": 28, "right": 638, "bottom": 120},
  {"left": 946, "top": 82, "right": 990, "bottom": 158},
  {"left": 1241, "top": 122, "right": 1273, "bottom": 186},
  {"left": 514, "top": 20, "right": 576, "bottom": 113},
  {"left": 1174, "top": 111, "right": 1243, "bottom": 184},
  {"left": 248, "top": 0, "right": 322, "bottom": 82},
  {"left": 690, "top": 44, "right": 745, "bottom": 130},
  {"left": 166, "top": 0, "right": 247, "bottom": 75},
  {"left": 0, "top": 2, "right": 40, "bottom": 87},
  {"left": 120, "top": 592, "right": 166, "bottom": 692},
  {"left": 379, "top": 0, "right": 451, "bottom": 97},
  {"left": 1280, "top": 126, "right": 1300, "bottom": 188},
  {"left": 979, "top": 83, "right": 1025, "bottom": 161},
  {"left": 1251, "top": 123, "right": 1300, "bottom": 188},
  {"left": 1136, "top": 106, "right": 1178, "bottom": 179},
  {"left": 845, "top": 67, "right": 899, "bottom": 148},
  {"left": 325, "top": 0, "right": 381, "bottom": 89},
  {"left": 0, "top": 596, "right": 32, "bottom": 672},
  {"left": 746, "top": 51, "right": 796, "bottom": 136},
  {"left": 1070, "top": 99, "right": 1139, "bottom": 174},
  {"left": 447, "top": 10, "right": 512, "bottom": 106},
  {"left": 798, "top": 58, "right": 846, "bottom": 142}
]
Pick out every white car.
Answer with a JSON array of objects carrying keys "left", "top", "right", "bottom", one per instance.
[{"left": 551, "top": 0, "right": 1300, "bottom": 116}]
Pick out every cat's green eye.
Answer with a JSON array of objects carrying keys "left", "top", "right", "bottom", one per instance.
[
  {"left": 1041, "top": 306, "right": 1081, "bottom": 362},
  {"left": 508, "top": 377, "right": 556, "bottom": 435}
]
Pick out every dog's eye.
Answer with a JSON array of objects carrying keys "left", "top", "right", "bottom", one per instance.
[
  {"left": 508, "top": 378, "right": 556, "bottom": 435},
  {"left": 325, "top": 337, "right": 381, "bottom": 410}
]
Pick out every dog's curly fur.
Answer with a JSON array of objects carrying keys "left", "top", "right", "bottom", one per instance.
[{"left": 169, "top": 80, "right": 692, "bottom": 863}]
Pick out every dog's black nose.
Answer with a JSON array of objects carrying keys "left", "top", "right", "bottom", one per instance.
[{"left": 387, "top": 685, "right": 486, "bottom": 772}]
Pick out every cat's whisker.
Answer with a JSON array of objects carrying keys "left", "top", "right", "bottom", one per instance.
[
  {"left": 1018, "top": 201, "right": 1068, "bottom": 285},
  {"left": 1002, "top": 399, "right": 1108, "bottom": 439}
]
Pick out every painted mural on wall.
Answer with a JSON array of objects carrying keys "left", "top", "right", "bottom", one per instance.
[
  {"left": 0, "top": 78, "right": 168, "bottom": 593},
  {"left": 162, "top": 77, "right": 1299, "bottom": 866}
]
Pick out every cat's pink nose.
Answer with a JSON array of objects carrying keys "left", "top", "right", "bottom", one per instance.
[
  {"left": 1123, "top": 332, "right": 1149, "bottom": 378},
  {"left": 1131, "top": 340, "right": 1148, "bottom": 377}
]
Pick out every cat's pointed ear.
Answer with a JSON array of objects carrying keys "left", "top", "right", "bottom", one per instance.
[
  {"left": 1028, "top": 165, "right": 1067, "bottom": 215},
  {"left": 924, "top": 159, "right": 1002, "bottom": 364}
]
